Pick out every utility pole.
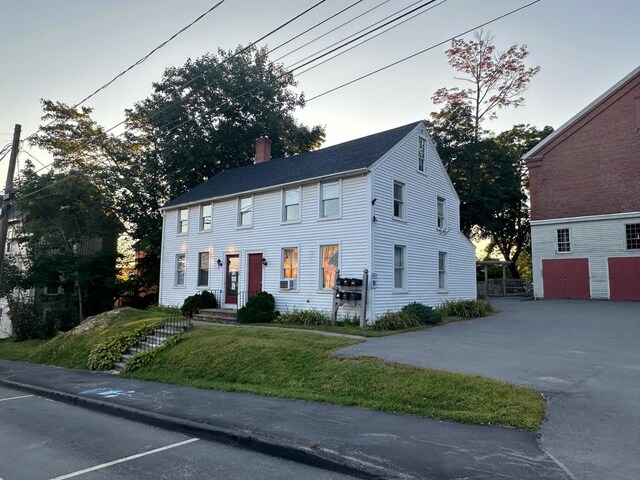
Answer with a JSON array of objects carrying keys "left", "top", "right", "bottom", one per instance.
[{"left": 0, "top": 124, "right": 21, "bottom": 287}]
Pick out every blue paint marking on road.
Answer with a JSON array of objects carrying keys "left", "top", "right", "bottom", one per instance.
[{"left": 80, "top": 388, "right": 137, "bottom": 398}]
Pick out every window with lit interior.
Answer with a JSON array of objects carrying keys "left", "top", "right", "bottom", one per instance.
[{"left": 320, "top": 244, "right": 339, "bottom": 289}]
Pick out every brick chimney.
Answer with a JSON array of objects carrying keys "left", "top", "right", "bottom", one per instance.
[{"left": 254, "top": 135, "right": 272, "bottom": 164}]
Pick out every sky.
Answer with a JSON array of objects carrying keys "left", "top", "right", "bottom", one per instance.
[{"left": 1, "top": 0, "right": 639, "bottom": 183}]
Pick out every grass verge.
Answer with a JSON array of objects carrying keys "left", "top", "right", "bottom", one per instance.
[
  {"left": 0, "top": 308, "right": 168, "bottom": 369},
  {"left": 123, "top": 326, "right": 545, "bottom": 431}
]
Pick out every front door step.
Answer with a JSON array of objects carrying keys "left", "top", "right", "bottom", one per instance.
[{"left": 194, "top": 308, "right": 237, "bottom": 324}]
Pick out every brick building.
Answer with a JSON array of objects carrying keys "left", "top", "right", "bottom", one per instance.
[{"left": 524, "top": 66, "right": 640, "bottom": 300}]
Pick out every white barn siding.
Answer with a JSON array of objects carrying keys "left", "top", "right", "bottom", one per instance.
[
  {"left": 159, "top": 173, "right": 370, "bottom": 315},
  {"left": 531, "top": 212, "right": 640, "bottom": 299},
  {"left": 369, "top": 125, "right": 476, "bottom": 318}
]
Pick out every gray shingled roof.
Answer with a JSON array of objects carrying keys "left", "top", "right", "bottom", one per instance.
[{"left": 163, "top": 121, "right": 421, "bottom": 209}]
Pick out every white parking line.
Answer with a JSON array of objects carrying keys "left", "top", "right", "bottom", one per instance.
[
  {"left": 48, "top": 438, "right": 199, "bottom": 480},
  {"left": 0, "top": 394, "right": 33, "bottom": 402}
]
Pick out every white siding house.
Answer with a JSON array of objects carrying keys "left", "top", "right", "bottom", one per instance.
[{"left": 159, "top": 121, "right": 476, "bottom": 321}]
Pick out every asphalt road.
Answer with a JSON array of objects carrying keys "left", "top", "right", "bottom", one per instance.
[
  {"left": 339, "top": 298, "right": 640, "bottom": 480},
  {"left": 0, "top": 385, "right": 354, "bottom": 480}
]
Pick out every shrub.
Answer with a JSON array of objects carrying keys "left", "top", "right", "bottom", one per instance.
[
  {"left": 401, "top": 302, "right": 443, "bottom": 325},
  {"left": 237, "top": 292, "right": 276, "bottom": 324},
  {"left": 181, "top": 291, "right": 218, "bottom": 318},
  {"left": 371, "top": 310, "right": 421, "bottom": 331},
  {"left": 437, "top": 299, "right": 495, "bottom": 318},
  {"left": 276, "top": 309, "right": 332, "bottom": 326}
]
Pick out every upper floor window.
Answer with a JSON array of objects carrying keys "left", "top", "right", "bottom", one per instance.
[
  {"left": 393, "top": 181, "right": 405, "bottom": 219},
  {"left": 200, "top": 204, "right": 212, "bottom": 231},
  {"left": 281, "top": 247, "right": 298, "bottom": 289},
  {"left": 437, "top": 197, "right": 446, "bottom": 229},
  {"left": 283, "top": 188, "right": 300, "bottom": 223},
  {"left": 197, "top": 252, "right": 209, "bottom": 287},
  {"left": 178, "top": 208, "right": 189, "bottom": 234},
  {"left": 394, "top": 245, "right": 406, "bottom": 290},
  {"left": 320, "top": 181, "right": 340, "bottom": 218},
  {"left": 418, "top": 137, "right": 426, "bottom": 172},
  {"left": 175, "top": 253, "right": 186, "bottom": 286},
  {"left": 438, "top": 251, "right": 447, "bottom": 290},
  {"left": 238, "top": 196, "right": 253, "bottom": 227},
  {"left": 557, "top": 228, "right": 571, "bottom": 252},
  {"left": 320, "top": 244, "right": 339, "bottom": 289},
  {"left": 626, "top": 223, "right": 640, "bottom": 250}
]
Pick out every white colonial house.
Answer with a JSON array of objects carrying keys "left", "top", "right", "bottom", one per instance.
[{"left": 159, "top": 121, "right": 476, "bottom": 321}]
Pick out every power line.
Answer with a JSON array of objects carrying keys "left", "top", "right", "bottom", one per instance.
[
  {"left": 306, "top": 0, "right": 542, "bottom": 102},
  {"left": 19, "top": 148, "right": 47, "bottom": 168}
]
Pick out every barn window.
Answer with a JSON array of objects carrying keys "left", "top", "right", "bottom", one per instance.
[
  {"left": 557, "top": 228, "right": 571, "bottom": 252},
  {"left": 626, "top": 223, "right": 640, "bottom": 250}
]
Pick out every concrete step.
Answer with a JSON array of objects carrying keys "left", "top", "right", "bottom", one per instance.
[
  {"left": 194, "top": 315, "right": 238, "bottom": 325},
  {"left": 114, "top": 362, "right": 126, "bottom": 370},
  {"left": 197, "top": 308, "right": 237, "bottom": 318}
]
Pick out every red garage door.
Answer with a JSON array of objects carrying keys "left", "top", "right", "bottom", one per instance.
[
  {"left": 608, "top": 257, "right": 640, "bottom": 300},
  {"left": 542, "top": 258, "right": 590, "bottom": 299}
]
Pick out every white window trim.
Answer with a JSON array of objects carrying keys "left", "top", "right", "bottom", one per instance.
[
  {"left": 437, "top": 196, "right": 446, "bottom": 230},
  {"left": 281, "top": 187, "right": 302, "bottom": 224},
  {"left": 556, "top": 227, "right": 571, "bottom": 254},
  {"left": 318, "top": 179, "right": 342, "bottom": 221},
  {"left": 199, "top": 203, "right": 213, "bottom": 232},
  {"left": 237, "top": 195, "right": 254, "bottom": 229},
  {"left": 280, "top": 245, "right": 300, "bottom": 292},
  {"left": 196, "top": 251, "right": 210, "bottom": 288},
  {"left": 438, "top": 251, "right": 448, "bottom": 292},
  {"left": 177, "top": 208, "right": 189, "bottom": 235},
  {"left": 392, "top": 180, "right": 406, "bottom": 221},
  {"left": 418, "top": 135, "right": 427, "bottom": 175},
  {"left": 175, "top": 252, "right": 187, "bottom": 288},
  {"left": 318, "top": 243, "right": 340, "bottom": 292},
  {"left": 393, "top": 244, "right": 408, "bottom": 293}
]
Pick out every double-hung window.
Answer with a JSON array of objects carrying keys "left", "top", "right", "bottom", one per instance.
[
  {"left": 320, "top": 181, "right": 340, "bottom": 218},
  {"left": 393, "top": 181, "right": 405, "bottom": 219},
  {"left": 557, "top": 228, "right": 571, "bottom": 252},
  {"left": 626, "top": 223, "right": 640, "bottom": 250},
  {"left": 200, "top": 204, "right": 212, "bottom": 231},
  {"left": 437, "top": 197, "right": 446, "bottom": 229},
  {"left": 438, "top": 252, "right": 447, "bottom": 290},
  {"left": 281, "top": 247, "right": 298, "bottom": 289},
  {"left": 283, "top": 188, "right": 300, "bottom": 222},
  {"left": 320, "top": 244, "right": 339, "bottom": 289},
  {"left": 394, "top": 245, "right": 406, "bottom": 290},
  {"left": 418, "top": 137, "right": 426, "bottom": 173},
  {"left": 175, "top": 253, "right": 186, "bottom": 286},
  {"left": 178, "top": 208, "right": 189, "bottom": 234},
  {"left": 238, "top": 196, "right": 253, "bottom": 227},
  {"left": 197, "top": 252, "right": 209, "bottom": 287}
]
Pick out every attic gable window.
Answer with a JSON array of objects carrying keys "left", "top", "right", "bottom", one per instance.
[
  {"left": 418, "top": 137, "right": 426, "bottom": 172},
  {"left": 178, "top": 208, "right": 189, "bottom": 234},
  {"left": 437, "top": 197, "right": 446, "bottom": 229},
  {"left": 238, "top": 196, "right": 253, "bottom": 228},
  {"left": 320, "top": 181, "right": 340, "bottom": 218}
]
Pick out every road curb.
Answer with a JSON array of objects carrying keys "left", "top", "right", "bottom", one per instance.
[{"left": 0, "top": 377, "right": 407, "bottom": 480}]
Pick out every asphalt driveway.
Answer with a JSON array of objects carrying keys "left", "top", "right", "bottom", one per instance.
[{"left": 339, "top": 298, "right": 640, "bottom": 480}]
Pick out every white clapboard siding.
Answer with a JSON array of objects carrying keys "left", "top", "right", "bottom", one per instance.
[
  {"left": 531, "top": 213, "right": 640, "bottom": 299},
  {"left": 160, "top": 173, "right": 369, "bottom": 316},
  {"left": 369, "top": 124, "right": 476, "bottom": 318}
]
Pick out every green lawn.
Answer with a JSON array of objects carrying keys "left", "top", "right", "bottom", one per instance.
[
  {"left": 0, "top": 308, "right": 168, "bottom": 369},
  {"left": 124, "top": 326, "right": 545, "bottom": 431}
]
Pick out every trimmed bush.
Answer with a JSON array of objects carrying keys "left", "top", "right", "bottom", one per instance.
[
  {"left": 437, "top": 299, "right": 495, "bottom": 318},
  {"left": 237, "top": 292, "right": 276, "bottom": 324},
  {"left": 371, "top": 310, "right": 421, "bottom": 331},
  {"left": 401, "top": 302, "right": 443, "bottom": 325},
  {"left": 181, "top": 291, "right": 218, "bottom": 318},
  {"left": 276, "top": 309, "right": 332, "bottom": 326}
]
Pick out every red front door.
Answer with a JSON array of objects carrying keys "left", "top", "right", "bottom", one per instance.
[
  {"left": 247, "top": 253, "right": 263, "bottom": 297},
  {"left": 225, "top": 255, "right": 239, "bottom": 304},
  {"left": 542, "top": 258, "right": 590, "bottom": 299}
]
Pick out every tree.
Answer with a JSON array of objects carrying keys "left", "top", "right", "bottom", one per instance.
[
  {"left": 432, "top": 29, "right": 540, "bottom": 142},
  {"left": 15, "top": 163, "right": 122, "bottom": 324},
  {"left": 31, "top": 45, "right": 325, "bottom": 289}
]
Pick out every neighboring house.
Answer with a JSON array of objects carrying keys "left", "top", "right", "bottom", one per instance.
[
  {"left": 524, "top": 66, "right": 640, "bottom": 300},
  {"left": 0, "top": 212, "right": 29, "bottom": 338},
  {"left": 159, "top": 121, "right": 476, "bottom": 320}
]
